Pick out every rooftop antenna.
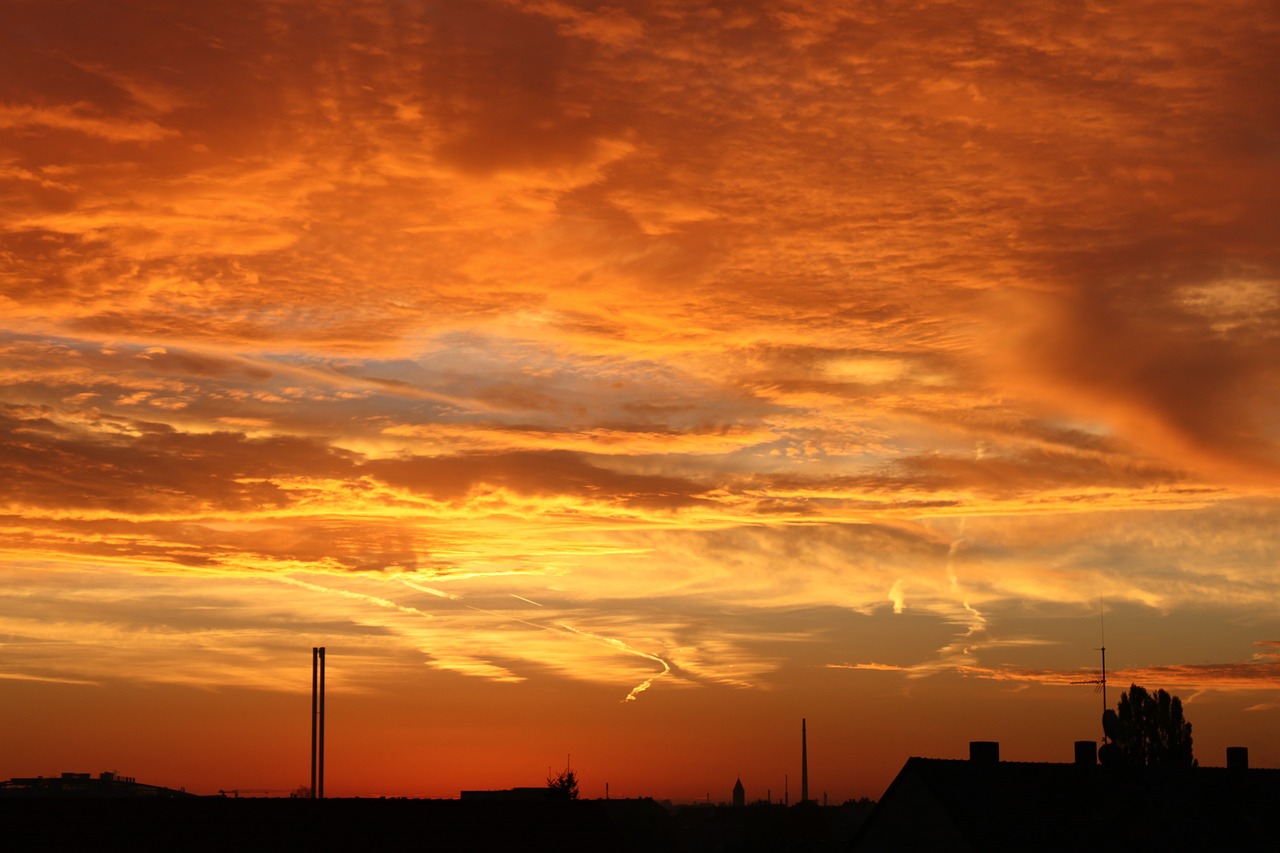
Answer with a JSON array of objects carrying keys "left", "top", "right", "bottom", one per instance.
[
  {"left": 1099, "top": 602, "right": 1107, "bottom": 718},
  {"left": 1071, "top": 601, "right": 1108, "bottom": 742}
]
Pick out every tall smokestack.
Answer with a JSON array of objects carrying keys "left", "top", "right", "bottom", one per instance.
[
  {"left": 318, "top": 646, "right": 325, "bottom": 799},
  {"left": 801, "top": 718, "right": 809, "bottom": 804},
  {"left": 311, "top": 647, "right": 326, "bottom": 799},
  {"left": 311, "top": 647, "right": 318, "bottom": 798}
]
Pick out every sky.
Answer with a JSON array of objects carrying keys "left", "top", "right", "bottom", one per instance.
[{"left": 1, "top": 0, "right": 1278, "bottom": 802}]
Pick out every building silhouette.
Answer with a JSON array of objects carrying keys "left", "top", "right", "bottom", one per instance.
[
  {"left": 853, "top": 742, "right": 1280, "bottom": 851},
  {"left": 0, "top": 771, "right": 195, "bottom": 798},
  {"left": 732, "top": 777, "right": 745, "bottom": 808},
  {"left": 460, "top": 787, "right": 554, "bottom": 802}
]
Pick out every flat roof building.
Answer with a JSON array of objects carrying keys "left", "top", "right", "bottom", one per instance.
[{"left": 0, "top": 771, "right": 195, "bottom": 799}]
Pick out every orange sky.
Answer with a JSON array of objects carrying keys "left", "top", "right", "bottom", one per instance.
[{"left": 2, "top": 0, "right": 1278, "bottom": 802}]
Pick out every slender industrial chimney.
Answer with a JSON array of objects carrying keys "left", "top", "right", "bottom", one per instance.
[
  {"left": 319, "top": 646, "right": 325, "bottom": 799},
  {"left": 801, "top": 718, "right": 809, "bottom": 804},
  {"left": 311, "top": 647, "right": 326, "bottom": 798},
  {"left": 311, "top": 647, "right": 317, "bottom": 797}
]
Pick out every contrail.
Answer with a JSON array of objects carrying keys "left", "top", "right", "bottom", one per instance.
[
  {"left": 621, "top": 670, "right": 668, "bottom": 703},
  {"left": 945, "top": 523, "right": 986, "bottom": 649},
  {"left": 0, "top": 672, "right": 100, "bottom": 686},
  {"left": 290, "top": 575, "right": 669, "bottom": 701},
  {"left": 555, "top": 622, "right": 673, "bottom": 702},
  {"left": 399, "top": 579, "right": 460, "bottom": 600},
  {"left": 279, "top": 576, "right": 435, "bottom": 619},
  {"left": 457, "top": 602, "right": 673, "bottom": 701},
  {"left": 509, "top": 593, "right": 544, "bottom": 607}
]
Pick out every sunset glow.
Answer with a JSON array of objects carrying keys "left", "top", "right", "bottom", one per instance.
[{"left": 2, "top": 0, "right": 1278, "bottom": 802}]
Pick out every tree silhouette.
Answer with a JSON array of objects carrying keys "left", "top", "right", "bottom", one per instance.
[
  {"left": 1100, "top": 683, "right": 1195, "bottom": 768},
  {"left": 546, "top": 765, "right": 579, "bottom": 800}
]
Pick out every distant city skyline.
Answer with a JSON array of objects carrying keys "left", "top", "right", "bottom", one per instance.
[{"left": 2, "top": 0, "right": 1278, "bottom": 803}]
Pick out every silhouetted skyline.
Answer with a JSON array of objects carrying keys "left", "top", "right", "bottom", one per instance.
[{"left": 2, "top": 0, "right": 1279, "bottom": 802}]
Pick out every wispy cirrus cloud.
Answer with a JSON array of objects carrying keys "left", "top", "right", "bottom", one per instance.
[
  {"left": 833, "top": 653, "right": 1280, "bottom": 696},
  {"left": 1, "top": 2, "right": 1279, "bottom": 797}
]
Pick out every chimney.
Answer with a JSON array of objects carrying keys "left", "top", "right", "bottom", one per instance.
[
  {"left": 1074, "top": 741, "right": 1097, "bottom": 766},
  {"left": 1227, "top": 747, "right": 1248, "bottom": 770},
  {"left": 801, "top": 718, "right": 809, "bottom": 804},
  {"left": 969, "top": 741, "right": 999, "bottom": 764},
  {"left": 311, "top": 646, "right": 326, "bottom": 799}
]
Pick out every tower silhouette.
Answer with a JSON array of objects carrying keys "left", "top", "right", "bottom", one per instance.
[
  {"left": 801, "top": 718, "right": 809, "bottom": 804},
  {"left": 311, "top": 647, "right": 326, "bottom": 799}
]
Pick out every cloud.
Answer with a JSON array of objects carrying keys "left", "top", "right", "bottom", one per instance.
[
  {"left": 834, "top": 646, "right": 1280, "bottom": 696},
  {"left": 0, "top": 406, "right": 361, "bottom": 516},
  {"left": 0, "top": 104, "right": 174, "bottom": 142},
  {"left": 1, "top": 1, "right": 1278, "bottom": 770},
  {"left": 363, "top": 449, "right": 710, "bottom": 508},
  {"left": 889, "top": 579, "right": 905, "bottom": 615}
]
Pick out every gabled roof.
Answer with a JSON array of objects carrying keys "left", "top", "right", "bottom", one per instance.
[{"left": 854, "top": 757, "right": 1280, "bottom": 852}]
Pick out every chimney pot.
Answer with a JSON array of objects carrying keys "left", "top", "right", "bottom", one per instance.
[
  {"left": 1227, "top": 747, "right": 1248, "bottom": 770},
  {"left": 969, "top": 741, "right": 999, "bottom": 764}
]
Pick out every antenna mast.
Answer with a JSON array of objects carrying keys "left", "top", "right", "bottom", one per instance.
[
  {"left": 1099, "top": 603, "right": 1107, "bottom": 728},
  {"left": 1071, "top": 601, "right": 1108, "bottom": 742}
]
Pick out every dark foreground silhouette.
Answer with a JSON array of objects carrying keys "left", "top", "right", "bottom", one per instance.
[
  {"left": 1, "top": 797, "right": 871, "bottom": 852},
  {"left": 854, "top": 744, "right": 1280, "bottom": 852}
]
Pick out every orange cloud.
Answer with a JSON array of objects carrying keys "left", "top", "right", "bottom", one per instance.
[{"left": 3, "top": 0, "right": 1279, "bottom": 799}]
